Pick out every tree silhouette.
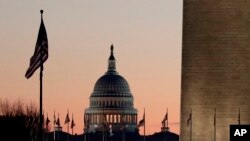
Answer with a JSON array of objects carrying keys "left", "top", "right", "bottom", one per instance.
[{"left": 0, "top": 98, "right": 48, "bottom": 141}]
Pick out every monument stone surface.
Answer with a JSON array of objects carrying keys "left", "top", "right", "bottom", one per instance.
[{"left": 181, "top": 1, "right": 250, "bottom": 141}]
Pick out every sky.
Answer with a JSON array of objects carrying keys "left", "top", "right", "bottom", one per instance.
[{"left": 0, "top": 0, "right": 182, "bottom": 135}]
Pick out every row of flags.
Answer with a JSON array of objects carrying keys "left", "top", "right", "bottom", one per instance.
[
  {"left": 186, "top": 109, "right": 242, "bottom": 141},
  {"left": 25, "top": 113, "right": 52, "bottom": 129},
  {"left": 52, "top": 111, "right": 76, "bottom": 129},
  {"left": 25, "top": 110, "right": 76, "bottom": 136},
  {"left": 138, "top": 109, "right": 169, "bottom": 128},
  {"left": 186, "top": 108, "right": 242, "bottom": 126},
  {"left": 25, "top": 112, "right": 73, "bottom": 133}
]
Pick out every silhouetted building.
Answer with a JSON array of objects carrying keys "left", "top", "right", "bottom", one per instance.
[
  {"left": 181, "top": 0, "right": 250, "bottom": 141},
  {"left": 84, "top": 45, "right": 138, "bottom": 133}
]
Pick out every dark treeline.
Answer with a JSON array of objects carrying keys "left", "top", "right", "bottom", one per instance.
[{"left": 0, "top": 99, "right": 49, "bottom": 141}]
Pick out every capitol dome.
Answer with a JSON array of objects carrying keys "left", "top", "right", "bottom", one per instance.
[
  {"left": 84, "top": 45, "right": 138, "bottom": 133},
  {"left": 92, "top": 74, "right": 132, "bottom": 97}
]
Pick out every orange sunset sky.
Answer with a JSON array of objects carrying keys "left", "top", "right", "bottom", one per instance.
[{"left": 0, "top": 0, "right": 182, "bottom": 135}]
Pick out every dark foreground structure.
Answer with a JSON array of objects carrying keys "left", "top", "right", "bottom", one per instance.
[
  {"left": 181, "top": 0, "right": 250, "bottom": 141},
  {"left": 46, "top": 131, "right": 179, "bottom": 141}
]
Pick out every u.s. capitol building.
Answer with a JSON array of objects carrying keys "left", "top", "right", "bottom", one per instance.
[{"left": 84, "top": 45, "right": 138, "bottom": 133}]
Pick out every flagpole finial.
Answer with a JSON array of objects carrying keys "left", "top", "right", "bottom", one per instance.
[{"left": 40, "top": 10, "right": 44, "bottom": 14}]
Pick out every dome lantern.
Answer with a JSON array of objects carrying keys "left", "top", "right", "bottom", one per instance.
[{"left": 107, "top": 44, "right": 117, "bottom": 74}]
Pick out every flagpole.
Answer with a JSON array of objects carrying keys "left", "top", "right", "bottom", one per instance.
[
  {"left": 122, "top": 125, "right": 126, "bottom": 141},
  {"left": 39, "top": 10, "right": 44, "bottom": 141},
  {"left": 54, "top": 110, "right": 56, "bottom": 141},
  {"left": 68, "top": 110, "right": 69, "bottom": 134},
  {"left": 214, "top": 108, "right": 216, "bottom": 141},
  {"left": 67, "top": 109, "right": 69, "bottom": 141},
  {"left": 144, "top": 108, "right": 146, "bottom": 141},
  {"left": 103, "top": 124, "right": 105, "bottom": 141},
  {"left": 72, "top": 114, "right": 74, "bottom": 135},
  {"left": 103, "top": 111, "right": 105, "bottom": 141},
  {"left": 123, "top": 124, "right": 126, "bottom": 141},
  {"left": 167, "top": 108, "right": 168, "bottom": 129},
  {"left": 121, "top": 111, "right": 125, "bottom": 141},
  {"left": 124, "top": 112, "right": 126, "bottom": 141},
  {"left": 68, "top": 122, "right": 69, "bottom": 141},
  {"left": 45, "top": 113, "right": 48, "bottom": 141},
  {"left": 165, "top": 108, "right": 168, "bottom": 141},
  {"left": 238, "top": 108, "right": 240, "bottom": 125},
  {"left": 84, "top": 129, "right": 86, "bottom": 141},
  {"left": 190, "top": 108, "right": 192, "bottom": 141},
  {"left": 26, "top": 8, "right": 49, "bottom": 141},
  {"left": 57, "top": 113, "right": 60, "bottom": 141},
  {"left": 84, "top": 114, "right": 87, "bottom": 141},
  {"left": 122, "top": 115, "right": 125, "bottom": 141},
  {"left": 67, "top": 110, "right": 69, "bottom": 141}
]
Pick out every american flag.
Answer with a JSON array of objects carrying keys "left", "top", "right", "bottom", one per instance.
[{"left": 25, "top": 12, "right": 48, "bottom": 79}]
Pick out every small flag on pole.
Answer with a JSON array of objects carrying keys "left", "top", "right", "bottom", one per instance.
[
  {"left": 56, "top": 114, "right": 60, "bottom": 126},
  {"left": 53, "top": 111, "right": 56, "bottom": 125},
  {"left": 25, "top": 11, "right": 48, "bottom": 79},
  {"left": 71, "top": 118, "right": 75, "bottom": 129},
  {"left": 187, "top": 112, "right": 192, "bottom": 126},
  {"left": 238, "top": 108, "right": 240, "bottom": 125},
  {"left": 161, "top": 112, "right": 168, "bottom": 126},
  {"left": 138, "top": 112, "right": 145, "bottom": 127},
  {"left": 65, "top": 113, "right": 70, "bottom": 124},
  {"left": 71, "top": 114, "right": 76, "bottom": 135}
]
